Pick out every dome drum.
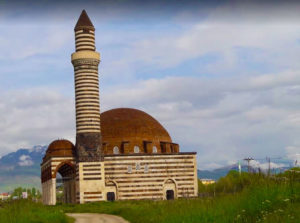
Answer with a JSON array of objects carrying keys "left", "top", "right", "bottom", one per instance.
[{"left": 102, "top": 141, "right": 179, "bottom": 155}]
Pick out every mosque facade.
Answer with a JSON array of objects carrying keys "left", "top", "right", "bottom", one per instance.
[{"left": 41, "top": 10, "right": 198, "bottom": 205}]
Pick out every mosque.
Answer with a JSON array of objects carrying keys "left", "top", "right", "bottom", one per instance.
[{"left": 41, "top": 10, "right": 198, "bottom": 205}]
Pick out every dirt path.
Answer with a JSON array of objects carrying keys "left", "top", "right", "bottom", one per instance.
[{"left": 66, "top": 213, "right": 130, "bottom": 223}]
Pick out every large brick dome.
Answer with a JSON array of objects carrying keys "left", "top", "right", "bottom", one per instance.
[{"left": 101, "top": 108, "right": 175, "bottom": 154}]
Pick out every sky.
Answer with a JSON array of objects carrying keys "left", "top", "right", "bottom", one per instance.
[{"left": 0, "top": 0, "right": 300, "bottom": 169}]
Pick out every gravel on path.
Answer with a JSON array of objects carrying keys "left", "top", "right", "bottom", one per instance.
[{"left": 66, "top": 213, "right": 130, "bottom": 223}]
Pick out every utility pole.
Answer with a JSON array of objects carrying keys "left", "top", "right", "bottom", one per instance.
[
  {"left": 238, "top": 161, "right": 242, "bottom": 175},
  {"left": 266, "top": 157, "right": 271, "bottom": 176},
  {"left": 244, "top": 157, "right": 254, "bottom": 173}
]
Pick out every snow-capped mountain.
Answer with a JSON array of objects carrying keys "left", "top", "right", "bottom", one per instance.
[
  {"left": 0, "top": 145, "right": 47, "bottom": 192},
  {"left": 0, "top": 145, "right": 46, "bottom": 169}
]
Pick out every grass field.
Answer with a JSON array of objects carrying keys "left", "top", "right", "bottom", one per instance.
[
  {"left": 0, "top": 169, "right": 299, "bottom": 223},
  {"left": 0, "top": 199, "right": 73, "bottom": 223}
]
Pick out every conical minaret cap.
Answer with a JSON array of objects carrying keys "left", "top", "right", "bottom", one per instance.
[{"left": 75, "top": 10, "right": 95, "bottom": 31}]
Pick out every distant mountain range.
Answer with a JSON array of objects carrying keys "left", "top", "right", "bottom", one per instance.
[
  {"left": 198, "top": 161, "right": 294, "bottom": 180},
  {"left": 0, "top": 146, "right": 295, "bottom": 192},
  {"left": 198, "top": 165, "right": 251, "bottom": 180},
  {"left": 0, "top": 145, "right": 47, "bottom": 192}
]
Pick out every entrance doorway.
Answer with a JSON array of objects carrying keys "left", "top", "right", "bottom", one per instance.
[
  {"left": 166, "top": 190, "right": 174, "bottom": 200},
  {"left": 107, "top": 192, "right": 115, "bottom": 201},
  {"left": 55, "top": 163, "right": 76, "bottom": 204},
  {"left": 163, "top": 179, "right": 177, "bottom": 200}
]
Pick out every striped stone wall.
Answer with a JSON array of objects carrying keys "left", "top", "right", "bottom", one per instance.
[
  {"left": 75, "top": 162, "right": 105, "bottom": 203},
  {"left": 41, "top": 153, "right": 198, "bottom": 204},
  {"left": 103, "top": 153, "right": 198, "bottom": 200}
]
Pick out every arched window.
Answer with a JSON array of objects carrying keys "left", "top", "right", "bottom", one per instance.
[
  {"left": 136, "top": 163, "right": 141, "bottom": 170},
  {"left": 127, "top": 165, "right": 132, "bottom": 173},
  {"left": 113, "top": 146, "right": 119, "bottom": 154},
  {"left": 144, "top": 164, "right": 149, "bottom": 173},
  {"left": 134, "top": 146, "right": 140, "bottom": 153},
  {"left": 152, "top": 146, "right": 158, "bottom": 153}
]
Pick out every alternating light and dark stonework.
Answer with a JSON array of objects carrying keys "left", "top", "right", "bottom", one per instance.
[
  {"left": 41, "top": 10, "right": 198, "bottom": 205},
  {"left": 72, "top": 10, "right": 102, "bottom": 162}
]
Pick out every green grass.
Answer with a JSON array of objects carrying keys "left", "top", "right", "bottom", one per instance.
[
  {"left": 0, "top": 200, "right": 73, "bottom": 223},
  {"left": 60, "top": 182, "right": 300, "bottom": 223},
  {"left": 1, "top": 170, "right": 299, "bottom": 223}
]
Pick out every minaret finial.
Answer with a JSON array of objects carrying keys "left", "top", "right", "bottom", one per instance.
[{"left": 75, "top": 10, "right": 95, "bottom": 31}]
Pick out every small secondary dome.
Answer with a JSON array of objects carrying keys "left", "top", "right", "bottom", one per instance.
[{"left": 44, "top": 139, "right": 75, "bottom": 160}]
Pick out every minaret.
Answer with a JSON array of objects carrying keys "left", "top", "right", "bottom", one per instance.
[{"left": 71, "top": 10, "right": 102, "bottom": 162}]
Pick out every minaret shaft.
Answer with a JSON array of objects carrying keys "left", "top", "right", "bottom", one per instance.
[
  {"left": 72, "top": 51, "right": 100, "bottom": 134},
  {"left": 72, "top": 10, "right": 102, "bottom": 162}
]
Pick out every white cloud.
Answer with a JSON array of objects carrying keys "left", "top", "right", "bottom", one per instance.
[
  {"left": 249, "top": 160, "right": 286, "bottom": 171},
  {"left": 132, "top": 23, "right": 300, "bottom": 71},
  {"left": 0, "top": 24, "right": 72, "bottom": 60},
  {"left": 2, "top": 67, "right": 299, "bottom": 168},
  {"left": 120, "top": 2, "right": 300, "bottom": 75},
  {"left": 99, "top": 69, "right": 300, "bottom": 168},
  {"left": 0, "top": 88, "right": 75, "bottom": 155},
  {"left": 18, "top": 155, "right": 33, "bottom": 166},
  {"left": 201, "top": 162, "right": 223, "bottom": 170},
  {"left": 285, "top": 146, "right": 300, "bottom": 163}
]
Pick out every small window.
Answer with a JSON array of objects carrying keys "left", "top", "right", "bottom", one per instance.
[
  {"left": 171, "top": 145, "right": 174, "bottom": 153},
  {"left": 127, "top": 165, "right": 132, "bottom": 173},
  {"left": 161, "top": 143, "right": 166, "bottom": 153},
  {"left": 136, "top": 163, "right": 141, "bottom": 170},
  {"left": 134, "top": 146, "right": 140, "bottom": 153},
  {"left": 152, "top": 146, "right": 158, "bottom": 153},
  {"left": 144, "top": 164, "right": 149, "bottom": 173},
  {"left": 113, "top": 146, "right": 119, "bottom": 154}
]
